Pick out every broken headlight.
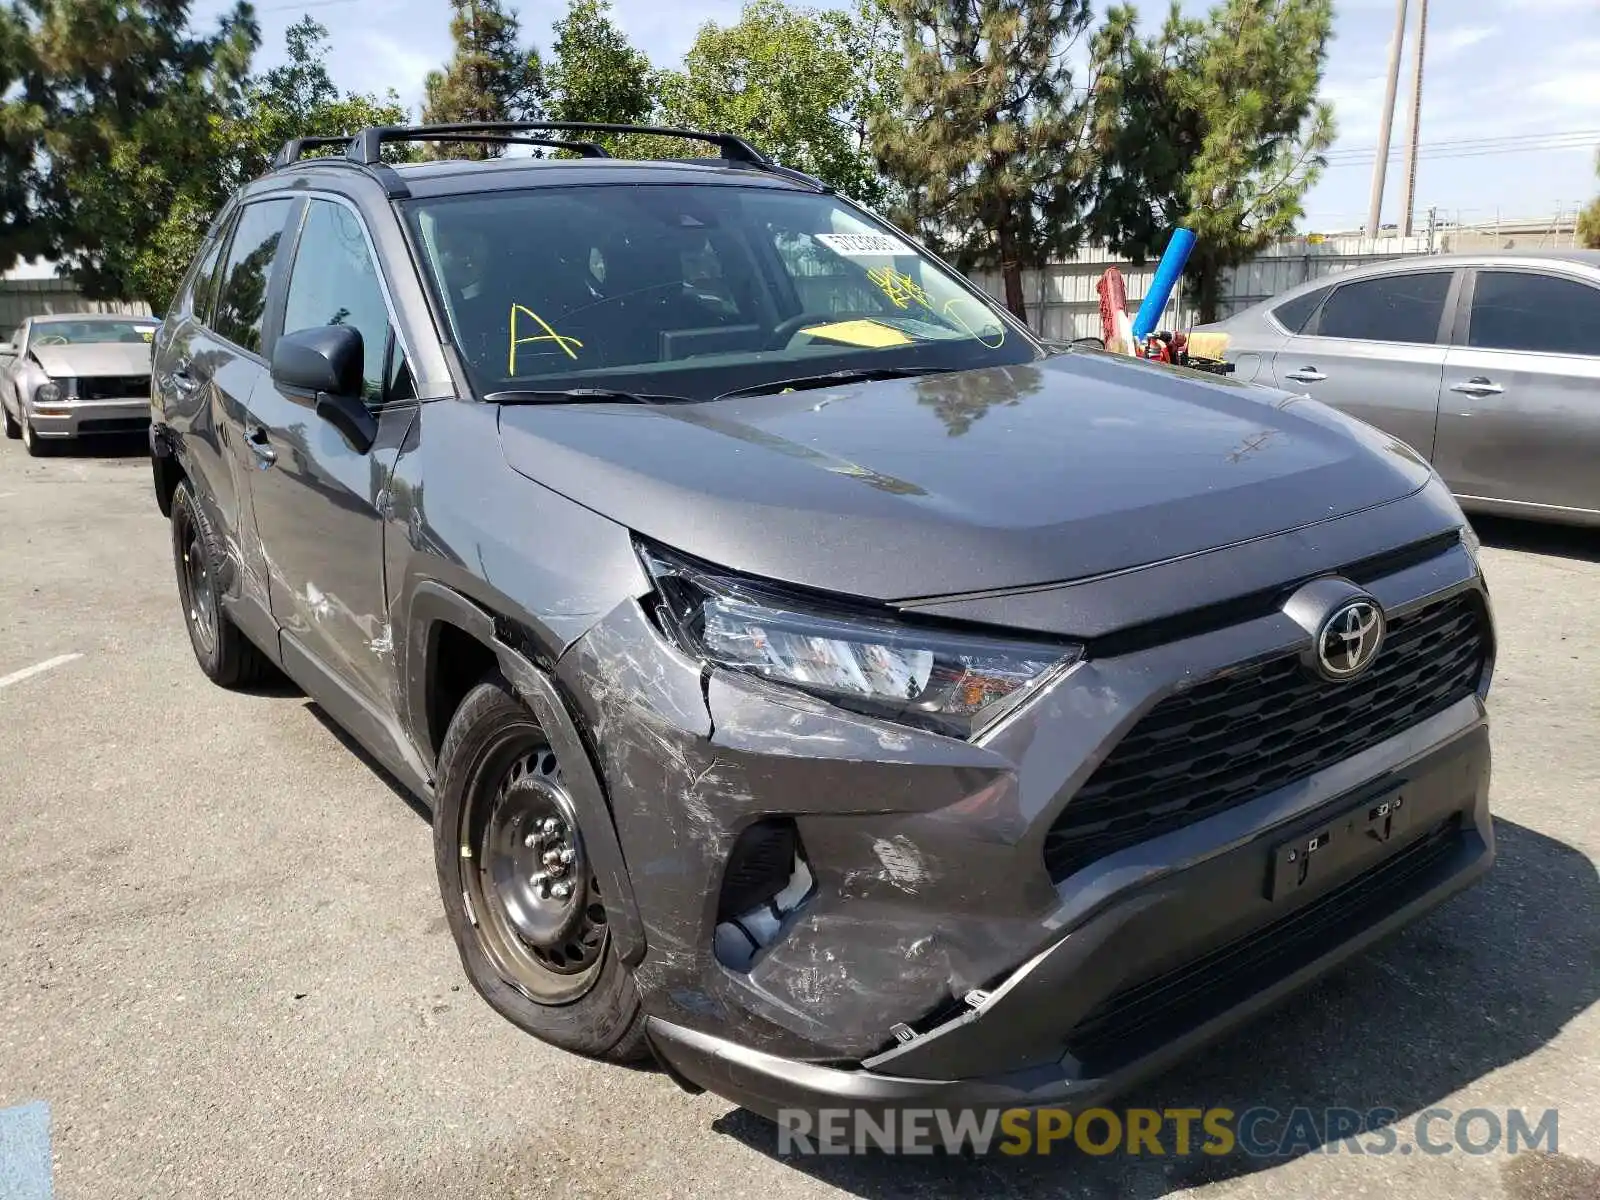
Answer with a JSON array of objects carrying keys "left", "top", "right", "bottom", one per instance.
[{"left": 640, "top": 543, "right": 1080, "bottom": 740}]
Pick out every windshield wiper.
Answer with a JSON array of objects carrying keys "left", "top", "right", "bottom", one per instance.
[
  {"left": 488, "top": 388, "right": 698, "bottom": 406},
  {"left": 715, "top": 367, "right": 953, "bottom": 401}
]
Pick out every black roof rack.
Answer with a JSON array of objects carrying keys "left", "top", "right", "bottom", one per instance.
[
  {"left": 270, "top": 135, "right": 353, "bottom": 169},
  {"left": 346, "top": 121, "right": 771, "bottom": 169},
  {"left": 266, "top": 121, "right": 824, "bottom": 201}
]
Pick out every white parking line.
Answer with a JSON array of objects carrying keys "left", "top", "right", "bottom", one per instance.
[{"left": 0, "top": 653, "right": 83, "bottom": 690}]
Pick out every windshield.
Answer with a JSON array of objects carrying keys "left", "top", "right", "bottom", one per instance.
[
  {"left": 29, "top": 319, "right": 156, "bottom": 347},
  {"left": 405, "top": 183, "right": 1039, "bottom": 399}
]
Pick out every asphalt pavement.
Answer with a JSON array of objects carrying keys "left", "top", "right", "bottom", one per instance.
[{"left": 1, "top": 433, "right": 1596, "bottom": 1199}]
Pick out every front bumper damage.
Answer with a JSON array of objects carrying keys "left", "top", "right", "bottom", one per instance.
[{"left": 552, "top": 535, "right": 1494, "bottom": 1118}]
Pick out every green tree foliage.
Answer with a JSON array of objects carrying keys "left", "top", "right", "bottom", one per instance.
[
  {"left": 543, "top": 0, "right": 655, "bottom": 154},
  {"left": 1088, "top": 0, "right": 1335, "bottom": 321},
  {"left": 658, "top": 0, "right": 900, "bottom": 205},
  {"left": 871, "top": 0, "right": 1096, "bottom": 320},
  {"left": 423, "top": 0, "right": 543, "bottom": 158},
  {"left": 1578, "top": 150, "right": 1600, "bottom": 250},
  {"left": 123, "top": 17, "right": 408, "bottom": 312},
  {"left": 235, "top": 17, "right": 411, "bottom": 178},
  {"left": 0, "top": 0, "right": 257, "bottom": 294}
]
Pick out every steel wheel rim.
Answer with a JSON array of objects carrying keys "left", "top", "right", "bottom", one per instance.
[
  {"left": 464, "top": 729, "right": 608, "bottom": 1005},
  {"left": 176, "top": 509, "right": 217, "bottom": 653}
]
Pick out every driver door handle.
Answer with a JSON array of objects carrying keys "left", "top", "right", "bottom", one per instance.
[
  {"left": 1283, "top": 366, "right": 1326, "bottom": 383},
  {"left": 244, "top": 423, "right": 277, "bottom": 467},
  {"left": 1449, "top": 376, "right": 1503, "bottom": 397}
]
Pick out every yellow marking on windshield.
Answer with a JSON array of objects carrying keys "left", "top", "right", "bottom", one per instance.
[
  {"left": 509, "top": 305, "right": 583, "bottom": 373},
  {"left": 941, "top": 297, "right": 1006, "bottom": 349},
  {"left": 799, "top": 319, "right": 916, "bottom": 348},
  {"left": 866, "top": 266, "right": 931, "bottom": 311}
]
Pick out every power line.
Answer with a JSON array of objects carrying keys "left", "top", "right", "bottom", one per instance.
[
  {"left": 1324, "top": 127, "right": 1600, "bottom": 162},
  {"left": 1322, "top": 138, "right": 1599, "bottom": 169}
]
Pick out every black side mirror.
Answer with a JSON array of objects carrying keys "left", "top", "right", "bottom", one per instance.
[{"left": 271, "top": 325, "right": 377, "bottom": 454}]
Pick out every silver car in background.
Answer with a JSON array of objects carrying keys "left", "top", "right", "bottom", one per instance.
[
  {"left": 1198, "top": 250, "right": 1600, "bottom": 527},
  {"left": 1, "top": 313, "right": 159, "bottom": 456}
]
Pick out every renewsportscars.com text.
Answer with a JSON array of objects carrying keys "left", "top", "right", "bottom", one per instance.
[{"left": 776, "top": 1106, "right": 1560, "bottom": 1158}]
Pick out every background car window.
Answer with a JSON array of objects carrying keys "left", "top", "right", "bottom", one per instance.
[
  {"left": 1313, "top": 272, "right": 1451, "bottom": 344},
  {"left": 1467, "top": 271, "right": 1600, "bottom": 357},
  {"left": 283, "top": 199, "right": 393, "bottom": 400},
  {"left": 213, "top": 198, "right": 295, "bottom": 354},
  {"left": 1271, "top": 284, "right": 1331, "bottom": 333}
]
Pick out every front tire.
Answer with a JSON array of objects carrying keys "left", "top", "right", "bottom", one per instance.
[
  {"left": 2, "top": 400, "right": 18, "bottom": 440},
  {"left": 170, "top": 480, "right": 274, "bottom": 687},
  {"left": 21, "top": 418, "right": 52, "bottom": 456},
  {"left": 434, "top": 674, "right": 647, "bottom": 1062}
]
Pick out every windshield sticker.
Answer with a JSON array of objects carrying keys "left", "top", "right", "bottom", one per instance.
[
  {"left": 815, "top": 232, "right": 913, "bottom": 258},
  {"left": 866, "top": 266, "right": 933, "bottom": 311},
  {"left": 508, "top": 304, "right": 583, "bottom": 373},
  {"left": 798, "top": 319, "right": 917, "bottom": 349}
]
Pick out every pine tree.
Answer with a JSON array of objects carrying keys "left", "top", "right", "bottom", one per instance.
[
  {"left": 422, "top": 0, "right": 543, "bottom": 159},
  {"left": 1088, "top": 0, "right": 1335, "bottom": 322},
  {"left": 871, "top": 0, "right": 1096, "bottom": 321}
]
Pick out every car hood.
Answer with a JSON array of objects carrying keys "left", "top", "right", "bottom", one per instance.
[
  {"left": 498, "top": 350, "right": 1433, "bottom": 601},
  {"left": 29, "top": 342, "right": 150, "bottom": 377}
]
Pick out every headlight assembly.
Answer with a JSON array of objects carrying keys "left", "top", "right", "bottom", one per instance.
[
  {"left": 35, "top": 380, "right": 62, "bottom": 404},
  {"left": 640, "top": 543, "right": 1080, "bottom": 740}
]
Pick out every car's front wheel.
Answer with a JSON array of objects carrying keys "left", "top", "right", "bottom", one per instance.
[
  {"left": 20, "top": 417, "right": 52, "bottom": 456},
  {"left": 434, "top": 674, "right": 647, "bottom": 1062},
  {"left": 170, "top": 480, "right": 275, "bottom": 687},
  {"left": 2, "top": 399, "right": 19, "bottom": 440}
]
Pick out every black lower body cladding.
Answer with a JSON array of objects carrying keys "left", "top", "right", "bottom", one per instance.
[{"left": 548, "top": 534, "right": 1494, "bottom": 1113}]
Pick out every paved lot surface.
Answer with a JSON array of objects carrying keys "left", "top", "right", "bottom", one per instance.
[{"left": 1, "top": 433, "right": 1597, "bottom": 1199}]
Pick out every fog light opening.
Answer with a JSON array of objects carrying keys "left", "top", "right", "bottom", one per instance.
[{"left": 713, "top": 819, "right": 815, "bottom": 970}]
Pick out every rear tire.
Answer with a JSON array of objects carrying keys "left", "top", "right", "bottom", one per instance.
[
  {"left": 434, "top": 674, "right": 647, "bottom": 1062},
  {"left": 170, "top": 480, "right": 275, "bottom": 688}
]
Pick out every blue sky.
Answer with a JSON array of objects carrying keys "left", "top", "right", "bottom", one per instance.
[{"left": 201, "top": 0, "right": 1600, "bottom": 232}]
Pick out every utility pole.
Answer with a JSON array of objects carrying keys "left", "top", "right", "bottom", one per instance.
[
  {"left": 1398, "top": 0, "right": 1429, "bottom": 238},
  {"left": 1365, "top": 0, "right": 1409, "bottom": 240}
]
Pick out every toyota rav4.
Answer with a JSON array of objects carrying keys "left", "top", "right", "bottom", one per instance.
[{"left": 149, "top": 121, "right": 1495, "bottom": 1121}]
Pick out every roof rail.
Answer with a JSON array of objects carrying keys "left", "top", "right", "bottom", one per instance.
[
  {"left": 271, "top": 131, "right": 611, "bottom": 170},
  {"left": 270, "top": 135, "right": 353, "bottom": 170},
  {"left": 344, "top": 121, "right": 772, "bottom": 169}
]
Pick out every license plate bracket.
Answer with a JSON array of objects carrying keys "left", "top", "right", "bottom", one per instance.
[{"left": 1267, "top": 783, "right": 1412, "bottom": 900}]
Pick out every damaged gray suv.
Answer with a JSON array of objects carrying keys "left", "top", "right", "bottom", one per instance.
[{"left": 150, "top": 122, "right": 1495, "bottom": 1120}]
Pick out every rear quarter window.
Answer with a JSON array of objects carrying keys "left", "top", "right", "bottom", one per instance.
[{"left": 1271, "top": 284, "right": 1331, "bottom": 333}]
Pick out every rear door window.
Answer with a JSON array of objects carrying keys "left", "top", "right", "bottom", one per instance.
[
  {"left": 212, "top": 198, "right": 297, "bottom": 355},
  {"left": 1312, "top": 271, "right": 1453, "bottom": 344},
  {"left": 1467, "top": 271, "right": 1600, "bottom": 356}
]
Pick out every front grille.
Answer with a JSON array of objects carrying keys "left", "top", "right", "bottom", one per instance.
[
  {"left": 1043, "top": 591, "right": 1486, "bottom": 882},
  {"left": 1064, "top": 815, "right": 1463, "bottom": 1071},
  {"left": 77, "top": 375, "right": 149, "bottom": 401}
]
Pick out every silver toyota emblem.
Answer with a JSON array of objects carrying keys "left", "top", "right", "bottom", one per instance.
[{"left": 1316, "top": 599, "right": 1385, "bottom": 680}]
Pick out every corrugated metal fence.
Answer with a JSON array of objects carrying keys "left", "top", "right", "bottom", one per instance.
[
  {"left": 969, "top": 236, "right": 1434, "bottom": 339},
  {"left": 0, "top": 281, "right": 151, "bottom": 330}
]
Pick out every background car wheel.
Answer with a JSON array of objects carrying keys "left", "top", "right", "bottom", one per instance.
[
  {"left": 2, "top": 402, "right": 18, "bottom": 440},
  {"left": 434, "top": 674, "right": 647, "bottom": 1062},
  {"left": 21, "top": 419, "right": 52, "bottom": 456},
  {"left": 170, "top": 480, "right": 275, "bottom": 688}
]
